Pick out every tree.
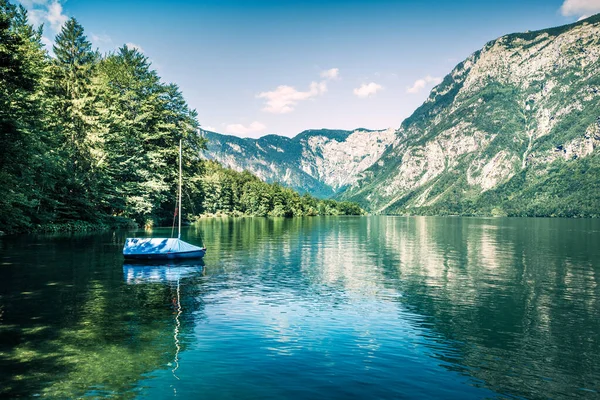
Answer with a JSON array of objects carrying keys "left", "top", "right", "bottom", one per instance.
[
  {"left": 50, "top": 17, "right": 103, "bottom": 222},
  {"left": 97, "top": 46, "right": 205, "bottom": 225},
  {"left": 0, "top": 1, "right": 51, "bottom": 232}
]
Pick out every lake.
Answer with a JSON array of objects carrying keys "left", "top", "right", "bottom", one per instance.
[{"left": 1, "top": 216, "right": 599, "bottom": 399}]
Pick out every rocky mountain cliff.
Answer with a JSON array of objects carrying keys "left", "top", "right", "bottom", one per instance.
[
  {"left": 201, "top": 128, "right": 397, "bottom": 198},
  {"left": 340, "top": 14, "right": 600, "bottom": 217}
]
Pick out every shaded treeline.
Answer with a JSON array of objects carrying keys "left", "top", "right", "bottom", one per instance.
[
  {"left": 0, "top": 1, "right": 361, "bottom": 234},
  {"left": 196, "top": 161, "right": 363, "bottom": 218}
]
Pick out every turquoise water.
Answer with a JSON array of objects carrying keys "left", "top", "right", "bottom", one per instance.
[{"left": 1, "top": 216, "right": 599, "bottom": 398}]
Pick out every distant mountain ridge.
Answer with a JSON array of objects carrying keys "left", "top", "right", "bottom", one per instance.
[{"left": 202, "top": 128, "right": 397, "bottom": 198}]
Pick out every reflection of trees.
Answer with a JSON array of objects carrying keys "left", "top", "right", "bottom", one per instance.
[{"left": 0, "top": 231, "right": 208, "bottom": 399}]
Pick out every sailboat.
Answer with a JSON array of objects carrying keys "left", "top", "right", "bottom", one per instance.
[{"left": 122, "top": 139, "right": 207, "bottom": 260}]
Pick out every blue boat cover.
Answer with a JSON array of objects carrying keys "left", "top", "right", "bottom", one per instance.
[{"left": 123, "top": 238, "right": 203, "bottom": 257}]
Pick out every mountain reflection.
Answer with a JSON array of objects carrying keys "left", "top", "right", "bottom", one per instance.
[{"left": 305, "top": 216, "right": 600, "bottom": 399}]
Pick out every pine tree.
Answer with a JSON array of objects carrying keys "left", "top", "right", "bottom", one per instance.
[
  {"left": 50, "top": 17, "right": 103, "bottom": 221},
  {"left": 52, "top": 18, "right": 96, "bottom": 95},
  {"left": 0, "top": 1, "right": 51, "bottom": 232}
]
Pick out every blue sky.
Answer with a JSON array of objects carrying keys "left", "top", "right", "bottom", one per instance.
[{"left": 18, "top": 0, "right": 600, "bottom": 138}]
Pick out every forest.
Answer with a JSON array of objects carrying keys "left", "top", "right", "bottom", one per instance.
[{"left": 0, "top": 1, "right": 362, "bottom": 234}]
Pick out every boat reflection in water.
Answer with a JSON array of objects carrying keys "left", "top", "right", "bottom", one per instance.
[
  {"left": 122, "top": 259, "right": 205, "bottom": 285},
  {"left": 122, "top": 260, "right": 206, "bottom": 384}
]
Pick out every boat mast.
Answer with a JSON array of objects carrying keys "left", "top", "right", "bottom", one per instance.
[{"left": 178, "top": 138, "right": 182, "bottom": 239}]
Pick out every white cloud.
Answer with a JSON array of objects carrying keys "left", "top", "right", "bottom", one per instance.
[
  {"left": 320, "top": 68, "right": 339, "bottom": 80},
  {"left": 353, "top": 82, "right": 383, "bottom": 98},
  {"left": 26, "top": 8, "right": 44, "bottom": 26},
  {"left": 225, "top": 121, "right": 266, "bottom": 136},
  {"left": 560, "top": 0, "right": 600, "bottom": 18},
  {"left": 18, "top": 0, "right": 67, "bottom": 33},
  {"left": 406, "top": 75, "right": 442, "bottom": 94},
  {"left": 126, "top": 42, "right": 144, "bottom": 52},
  {"left": 46, "top": 1, "right": 67, "bottom": 32},
  {"left": 258, "top": 81, "right": 327, "bottom": 114},
  {"left": 91, "top": 33, "right": 112, "bottom": 46},
  {"left": 41, "top": 36, "right": 53, "bottom": 49},
  {"left": 201, "top": 126, "right": 217, "bottom": 132}
]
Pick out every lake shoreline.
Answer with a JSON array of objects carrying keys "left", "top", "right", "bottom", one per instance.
[{"left": 5, "top": 211, "right": 600, "bottom": 236}]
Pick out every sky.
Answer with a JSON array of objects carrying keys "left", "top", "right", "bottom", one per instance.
[{"left": 17, "top": 0, "right": 600, "bottom": 138}]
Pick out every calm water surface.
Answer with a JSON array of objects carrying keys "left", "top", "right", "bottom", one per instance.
[{"left": 1, "top": 216, "right": 599, "bottom": 399}]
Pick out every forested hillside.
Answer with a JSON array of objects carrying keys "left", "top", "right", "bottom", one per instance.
[
  {"left": 0, "top": 1, "right": 361, "bottom": 234},
  {"left": 197, "top": 161, "right": 362, "bottom": 217}
]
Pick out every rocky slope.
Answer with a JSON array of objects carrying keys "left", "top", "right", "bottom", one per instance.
[
  {"left": 340, "top": 14, "right": 600, "bottom": 217},
  {"left": 201, "top": 128, "right": 397, "bottom": 197}
]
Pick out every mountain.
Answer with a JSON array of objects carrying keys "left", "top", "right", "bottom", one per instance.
[
  {"left": 340, "top": 14, "right": 600, "bottom": 217},
  {"left": 201, "top": 128, "right": 397, "bottom": 198}
]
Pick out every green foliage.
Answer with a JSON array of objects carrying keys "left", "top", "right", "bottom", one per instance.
[
  {"left": 387, "top": 154, "right": 600, "bottom": 218},
  {"left": 191, "top": 161, "right": 363, "bottom": 218},
  {"left": 0, "top": 1, "right": 51, "bottom": 233},
  {"left": 478, "top": 155, "right": 600, "bottom": 218}
]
